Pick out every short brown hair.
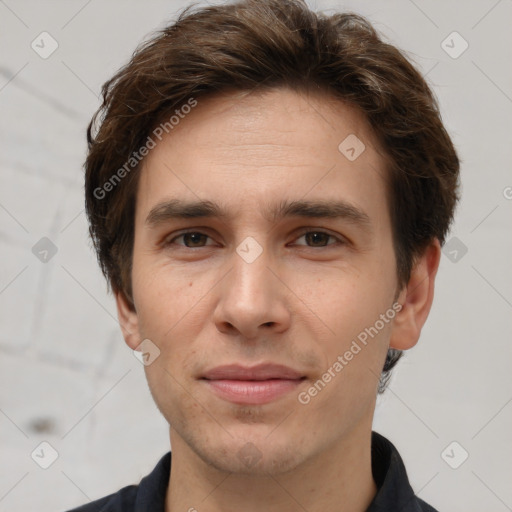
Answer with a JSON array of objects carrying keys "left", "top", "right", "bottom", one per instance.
[{"left": 84, "top": 0, "right": 460, "bottom": 393}]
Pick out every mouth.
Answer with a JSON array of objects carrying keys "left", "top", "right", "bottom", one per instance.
[{"left": 200, "top": 363, "right": 307, "bottom": 405}]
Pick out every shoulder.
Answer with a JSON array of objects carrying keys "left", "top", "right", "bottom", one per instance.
[
  {"left": 63, "top": 452, "right": 171, "bottom": 512},
  {"left": 417, "top": 497, "right": 441, "bottom": 512},
  {"left": 368, "top": 432, "right": 441, "bottom": 512},
  {"left": 64, "top": 484, "right": 138, "bottom": 511}
]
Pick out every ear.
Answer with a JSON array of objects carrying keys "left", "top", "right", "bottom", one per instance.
[
  {"left": 389, "top": 238, "right": 441, "bottom": 350},
  {"left": 115, "top": 289, "right": 141, "bottom": 350}
]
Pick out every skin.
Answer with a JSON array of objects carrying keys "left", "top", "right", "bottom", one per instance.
[{"left": 116, "top": 87, "right": 441, "bottom": 512}]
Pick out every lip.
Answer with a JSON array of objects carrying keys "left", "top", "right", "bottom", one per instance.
[
  {"left": 200, "top": 363, "right": 306, "bottom": 405},
  {"left": 203, "top": 379, "right": 304, "bottom": 405},
  {"left": 201, "top": 363, "right": 305, "bottom": 381}
]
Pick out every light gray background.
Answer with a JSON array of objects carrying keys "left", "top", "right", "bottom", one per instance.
[{"left": 1, "top": 1, "right": 511, "bottom": 511}]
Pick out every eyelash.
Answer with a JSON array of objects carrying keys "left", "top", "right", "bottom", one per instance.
[{"left": 164, "top": 229, "right": 345, "bottom": 250}]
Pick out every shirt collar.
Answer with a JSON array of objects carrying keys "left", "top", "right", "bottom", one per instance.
[{"left": 366, "top": 431, "right": 425, "bottom": 511}]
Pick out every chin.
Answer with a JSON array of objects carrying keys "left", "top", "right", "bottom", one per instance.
[{"left": 200, "top": 435, "right": 307, "bottom": 476}]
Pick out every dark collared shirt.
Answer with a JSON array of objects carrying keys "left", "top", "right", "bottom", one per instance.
[{"left": 65, "top": 431, "right": 439, "bottom": 511}]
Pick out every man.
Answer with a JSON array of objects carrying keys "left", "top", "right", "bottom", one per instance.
[{"left": 69, "top": 0, "right": 459, "bottom": 510}]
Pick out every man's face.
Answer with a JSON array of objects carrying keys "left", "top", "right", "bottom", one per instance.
[{"left": 125, "top": 87, "right": 401, "bottom": 475}]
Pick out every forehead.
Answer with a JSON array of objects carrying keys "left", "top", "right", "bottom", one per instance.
[{"left": 135, "top": 87, "right": 390, "bottom": 231}]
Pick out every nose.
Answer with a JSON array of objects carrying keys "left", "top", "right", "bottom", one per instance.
[{"left": 212, "top": 242, "right": 291, "bottom": 340}]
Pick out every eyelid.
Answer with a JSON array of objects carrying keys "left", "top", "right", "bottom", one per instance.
[
  {"left": 164, "top": 229, "right": 217, "bottom": 247},
  {"left": 292, "top": 228, "right": 345, "bottom": 246},
  {"left": 164, "top": 227, "right": 346, "bottom": 248}
]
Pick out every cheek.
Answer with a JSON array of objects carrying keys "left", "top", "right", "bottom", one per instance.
[
  {"left": 133, "top": 269, "right": 212, "bottom": 386},
  {"left": 144, "top": 362, "right": 203, "bottom": 431},
  {"left": 133, "top": 259, "right": 200, "bottom": 335},
  {"left": 294, "top": 260, "right": 395, "bottom": 332},
  {"left": 291, "top": 262, "right": 396, "bottom": 380}
]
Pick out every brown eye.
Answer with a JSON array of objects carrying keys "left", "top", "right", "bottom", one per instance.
[
  {"left": 294, "top": 230, "right": 342, "bottom": 248},
  {"left": 167, "top": 232, "right": 212, "bottom": 248}
]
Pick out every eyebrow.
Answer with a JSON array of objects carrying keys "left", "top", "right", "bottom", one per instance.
[{"left": 145, "top": 198, "right": 372, "bottom": 231}]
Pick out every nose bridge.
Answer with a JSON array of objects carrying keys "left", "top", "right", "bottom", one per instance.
[
  {"left": 226, "top": 205, "right": 285, "bottom": 295},
  {"left": 213, "top": 230, "right": 289, "bottom": 336},
  {"left": 229, "top": 234, "right": 275, "bottom": 303}
]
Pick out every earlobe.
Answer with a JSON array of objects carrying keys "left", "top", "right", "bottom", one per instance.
[
  {"left": 115, "top": 289, "right": 141, "bottom": 350},
  {"left": 389, "top": 239, "right": 441, "bottom": 351}
]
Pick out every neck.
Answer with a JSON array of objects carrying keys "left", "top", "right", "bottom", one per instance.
[{"left": 165, "top": 422, "right": 377, "bottom": 512}]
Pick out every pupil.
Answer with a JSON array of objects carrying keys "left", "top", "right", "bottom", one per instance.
[
  {"left": 186, "top": 233, "right": 204, "bottom": 246},
  {"left": 307, "top": 232, "right": 327, "bottom": 246}
]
